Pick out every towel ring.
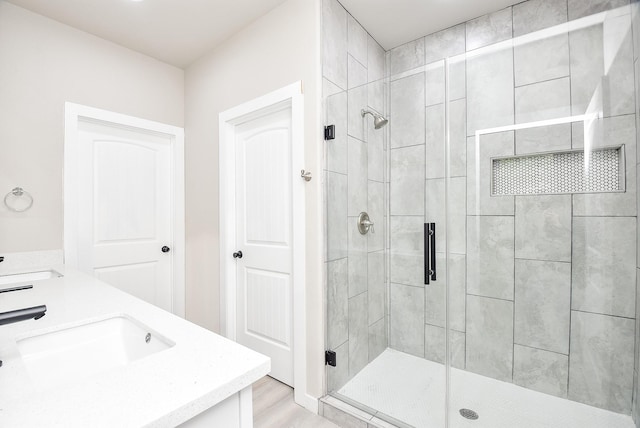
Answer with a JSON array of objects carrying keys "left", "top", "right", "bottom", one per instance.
[{"left": 4, "top": 187, "right": 33, "bottom": 212}]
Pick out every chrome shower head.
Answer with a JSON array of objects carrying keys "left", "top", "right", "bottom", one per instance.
[{"left": 361, "top": 109, "right": 389, "bottom": 129}]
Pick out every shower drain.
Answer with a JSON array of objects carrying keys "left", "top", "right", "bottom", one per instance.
[{"left": 459, "top": 408, "right": 479, "bottom": 420}]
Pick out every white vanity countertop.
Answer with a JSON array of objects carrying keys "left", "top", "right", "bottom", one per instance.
[{"left": 0, "top": 267, "right": 270, "bottom": 427}]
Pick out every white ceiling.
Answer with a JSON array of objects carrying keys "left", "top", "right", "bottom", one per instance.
[
  {"left": 6, "top": 0, "right": 525, "bottom": 68},
  {"left": 339, "top": 0, "right": 524, "bottom": 50},
  {"left": 5, "top": 0, "right": 288, "bottom": 68}
]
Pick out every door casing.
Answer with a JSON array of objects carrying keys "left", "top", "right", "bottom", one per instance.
[
  {"left": 219, "top": 82, "right": 309, "bottom": 410},
  {"left": 64, "top": 102, "right": 185, "bottom": 317}
]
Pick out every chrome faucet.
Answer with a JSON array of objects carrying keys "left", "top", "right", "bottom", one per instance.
[{"left": 0, "top": 304, "right": 47, "bottom": 367}]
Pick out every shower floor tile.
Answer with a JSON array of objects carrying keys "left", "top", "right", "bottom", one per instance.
[{"left": 336, "top": 348, "right": 634, "bottom": 428}]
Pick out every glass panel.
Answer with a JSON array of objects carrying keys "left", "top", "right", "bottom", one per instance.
[
  {"left": 445, "top": 3, "right": 637, "bottom": 427},
  {"left": 324, "top": 69, "right": 394, "bottom": 422}
]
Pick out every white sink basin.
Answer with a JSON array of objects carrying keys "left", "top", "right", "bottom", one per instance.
[
  {"left": 0, "top": 270, "right": 62, "bottom": 286},
  {"left": 17, "top": 315, "right": 174, "bottom": 390}
]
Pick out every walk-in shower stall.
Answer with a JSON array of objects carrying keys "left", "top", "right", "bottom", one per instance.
[{"left": 323, "top": 0, "right": 640, "bottom": 426}]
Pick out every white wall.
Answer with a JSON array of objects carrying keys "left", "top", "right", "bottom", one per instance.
[
  {"left": 0, "top": 1, "right": 184, "bottom": 253},
  {"left": 184, "top": 0, "right": 324, "bottom": 398}
]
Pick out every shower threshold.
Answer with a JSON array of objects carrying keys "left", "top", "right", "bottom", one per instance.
[{"left": 334, "top": 348, "right": 634, "bottom": 428}]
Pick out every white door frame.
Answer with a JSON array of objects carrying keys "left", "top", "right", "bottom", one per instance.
[
  {"left": 64, "top": 102, "right": 185, "bottom": 318},
  {"left": 219, "top": 82, "right": 310, "bottom": 410}
]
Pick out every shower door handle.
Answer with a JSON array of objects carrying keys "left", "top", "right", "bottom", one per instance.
[{"left": 424, "top": 222, "right": 436, "bottom": 284}]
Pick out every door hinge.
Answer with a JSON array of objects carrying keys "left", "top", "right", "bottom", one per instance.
[
  {"left": 324, "top": 125, "right": 335, "bottom": 140},
  {"left": 325, "top": 350, "right": 337, "bottom": 367}
]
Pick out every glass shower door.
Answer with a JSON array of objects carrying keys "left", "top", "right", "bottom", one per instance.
[{"left": 444, "top": 4, "right": 638, "bottom": 427}]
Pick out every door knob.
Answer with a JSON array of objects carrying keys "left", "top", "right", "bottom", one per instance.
[
  {"left": 161, "top": 246, "right": 171, "bottom": 253},
  {"left": 233, "top": 251, "right": 243, "bottom": 259}
]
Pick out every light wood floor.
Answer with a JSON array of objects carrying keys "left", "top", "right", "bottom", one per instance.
[{"left": 253, "top": 376, "right": 339, "bottom": 428}]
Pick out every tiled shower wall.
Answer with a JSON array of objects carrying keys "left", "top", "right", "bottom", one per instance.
[
  {"left": 387, "top": 0, "right": 639, "bottom": 415},
  {"left": 632, "top": 1, "right": 640, "bottom": 425},
  {"left": 323, "top": 0, "right": 388, "bottom": 392}
]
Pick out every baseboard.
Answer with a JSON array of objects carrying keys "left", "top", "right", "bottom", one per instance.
[{"left": 295, "top": 391, "right": 319, "bottom": 413}]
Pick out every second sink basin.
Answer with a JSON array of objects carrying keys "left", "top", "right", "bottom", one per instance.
[
  {"left": 0, "top": 270, "right": 62, "bottom": 286},
  {"left": 17, "top": 315, "right": 174, "bottom": 390}
]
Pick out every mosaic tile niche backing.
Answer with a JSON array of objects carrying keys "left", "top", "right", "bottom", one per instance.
[{"left": 492, "top": 147, "right": 623, "bottom": 196}]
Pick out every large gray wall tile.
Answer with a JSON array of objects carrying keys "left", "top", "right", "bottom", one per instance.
[
  {"left": 425, "top": 62, "right": 445, "bottom": 106},
  {"left": 635, "top": 270, "right": 640, "bottom": 421},
  {"left": 450, "top": 177, "right": 467, "bottom": 254},
  {"left": 515, "top": 77, "right": 571, "bottom": 124},
  {"left": 367, "top": 79, "right": 385, "bottom": 116},
  {"left": 368, "top": 129, "right": 384, "bottom": 183},
  {"left": 516, "top": 123, "right": 572, "bottom": 154},
  {"left": 349, "top": 292, "right": 369, "bottom": 376},
  {"left": 390, "top": 252, "right": 423, "bottom": 287},
  {"left": 348, "top": 213, "right": 368, "bottom": 297},
  {"left": 348, "top": 85, "right": 367, "bottom": 141},
  {"left": 568, "top": 0, "right": 630, "bottom": 20},
  {"left": 367, "top": 181, "right": 384, "bottom": 252},
  {"left": 572, "top": 115, "right": 637, "bottom": 217},
  {"left": 467, "top": 46, "right": 514, "bottom": 135},
  {"left": 368, "top": 35, "right": 385, "bottom": 83},
  {"left": 369, "top": 317, "right": 387, "bottom": 362},
  {"left": 449, "top": 99, "right": 467, "bottom": 177},
  {"left": 466, "top": 7, "right": 513, "bottom": 51},
  {"left": 426, "top": 103, "right": 445, "bottom": 179},
  {"left": 327, "top": 258, "right": 349, "bottom": 350},
  {"left": 368, "top": 251, "right": 385, "bottom": 324},
  {"left": 572, "top": 216, "right": 636, "bottom": 318},
  {"left": 327, "top": 340, "right": 349, "bottom": 392},
  {"left": 427, "top": 178, "right": 466, "bottom": 255},
  {"left": 327, "top": 172, "right": 348, "bottom": 261},
  {"left": 514, "top": 34, "right": 570, "bottom": 87},
  {"left": 570, "top": 17, "right": 635, "bottom": 117},
  {"left": 390, "top": 283, "right": 425, "bottom": 357},
  {"left": 467, "top": 132, "right": 515, "bottom": 216},
  {"left": 389, "top": 38, "right": 425, "bottom": 75},
  {"left": 425, "top": 24, "right": 466, "bottom": 63},
  {"left": 390, "top": 216, "right": 423, "bottom": 253},
  {"left": 466, "top": 295, "right": 514, "bottom": 382},
  {"left": 424, "top": 324, "right": 466, "bottom": 369},
  {"left": 449, "top": 57, "right": 467, "bottom": 101},
  {"left": 425, "top": 253, "right": 466, "bottom": 331},
  {"left": 389, "top": 215, "right": 424, "bottom": 287},
  {"left": 467, "top": 216, "right": 515, "bottom": 300},
  {"left": 634, "top": 1, "right": 640, "bottom": 62},
  {"left": 322, "top": 0, "right": 347, "bottom": 89},
  {"left": 514, "top": 259, "right": 571, "bottom": 354},
  {"left": 326, "top": 91, "right": 348, "bottom": 174},
  {"left": 348, "top": 54, "right": 367, "bottom": 90},
  {"left": 324, "top": 77, "right": 343, "bottom": 98},
  {"left": 569, "top": 310, "right": 634, "bottom": 414},
  {"left": 390, "top": 145, "right": 425, "bottom": 215},
  {"left": 601, "top": 12, "right": 635, "bottom": 116},
  {"left": 425, "top": 59, "right": 465, "bottom": 106},
  {"left": 426, "top": 178, "right": 445, "bottom": 247},
  {"left": 515, "top": 195, "right": 572, "bottom": 262},
  {"left": 390, "top": 73, "right": 426, "bottom": 148},
  {"left": 514, "top": 345, "right": 569, "bottom": 398},
  {"left": 513, "top": 0, "right": 568, "bottom": 37},
  {"left": 347, "top": 14, "right": 367, "bottom": 67},
  {"left": 427, "top": 101, "right": 465, "bottom": 178},
  {"left": 348, "top": 136, "right": 367, "bottom": 216}
]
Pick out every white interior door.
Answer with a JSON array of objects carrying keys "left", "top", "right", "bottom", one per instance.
[
  {"left": 234, "top": 105, "right": 294, "bottom": 386},
  {"left": 75, "top": 120, "right": 174, "bottom": 312}
]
